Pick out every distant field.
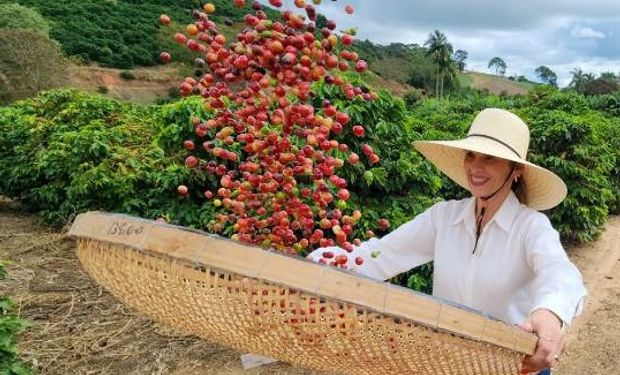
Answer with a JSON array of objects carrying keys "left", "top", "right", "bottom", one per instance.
[
  {"left": 62, "top": 64, "right": 536, "bottom": 106},
  {"left": 458, "top": 71, "right": 537, "bottom": 95}
]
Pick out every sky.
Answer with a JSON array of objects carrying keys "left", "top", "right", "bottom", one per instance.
[{"left": 264, "top": 0, "right": 620, "bottom": 87}]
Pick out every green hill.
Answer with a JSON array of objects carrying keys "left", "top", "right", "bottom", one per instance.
[
  {"left": 359, "top": 43, "right": 535, "bottom": 97},
  {"left": 0, "top": 0, "right": 279, "bottom": 68},
  {"left": 457, "top": 71, "right": 537, "bottom": 96},
  {"left": 1, "top": 0, "right": 537, "bottom": 102}
]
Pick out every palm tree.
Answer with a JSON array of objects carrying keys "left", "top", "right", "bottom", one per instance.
[
  {"left": 424, "top": 30, "right": 454, "bottom": 98},
  {"left": 438, "top": 48, "right": 454, "bottom": 98},
  {"left": 569, "top": 68, "right": 594, "bottom": 93},
  {"left": 488, "top": 57, "right": 507, "bottom": 76}
]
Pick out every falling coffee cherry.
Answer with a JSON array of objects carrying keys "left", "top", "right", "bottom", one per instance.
[
  {"left": 166, "top": 0, "right": 382, "bottom": 258},
  {"left": 177, "top": 185, "right": 189, "bottom": 196},
  {"left": 159, "top": 14, "right": 171, "bottom": 26},
  {"left": 203, "top": 3, "right": 216, "bottom": 13},
  {"left": 378, "top": 218, "right": 390, "bottom": 231},
  {"left": 352, "top": 125, "right": 365, "bottom": 137},
  {"left": 159, "top": 51, "right": 171, "bottom": 63}
]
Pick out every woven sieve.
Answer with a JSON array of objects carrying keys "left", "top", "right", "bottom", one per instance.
[{"left": 69, "top": 211, "right": 537, "bottom": 375}]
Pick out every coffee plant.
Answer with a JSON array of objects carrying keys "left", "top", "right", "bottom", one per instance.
[
  {"left": 0, "top": 261, "right": 32, "bottom": 375},
  {"left": 1, "top": 4, "right": 619, "bottom": 287}
]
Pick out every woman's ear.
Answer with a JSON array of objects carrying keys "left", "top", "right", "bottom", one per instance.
[
  {"left": 512, "top": 163, "right": 525, "bottom": 182},
  {"left": 515, "top": 163, "right": 525, "bottom": 177}
]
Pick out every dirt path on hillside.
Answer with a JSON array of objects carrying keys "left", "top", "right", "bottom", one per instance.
[
  {"left": 67, "top": 65, "right": 183, "bottom": 105},
  {"left": 1, "top": 197, "right": 619, "bottom": 374}
]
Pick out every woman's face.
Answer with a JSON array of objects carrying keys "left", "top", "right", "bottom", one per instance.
[{"left": 463, "top": 151, "right": 515, "bottom": 198}]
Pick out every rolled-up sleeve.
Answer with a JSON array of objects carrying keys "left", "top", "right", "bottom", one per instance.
[
  {"left": 308, "top": 202, "right": 441, "bottom": 280},
  {"left": 524, "top": 213, "right": 587, "bottom": 326}
]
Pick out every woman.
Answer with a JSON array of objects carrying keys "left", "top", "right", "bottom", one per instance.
[{"left": 308, "top": 108, "right": 587, "bottom": 375}]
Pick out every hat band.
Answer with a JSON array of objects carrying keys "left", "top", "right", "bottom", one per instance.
[{"left": 466, "top": 134, "right": 523, "bottom": 159}]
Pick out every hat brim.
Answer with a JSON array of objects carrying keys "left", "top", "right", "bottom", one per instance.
[{"left": 413, "top": 139, "right": 567, "bottom": 211}]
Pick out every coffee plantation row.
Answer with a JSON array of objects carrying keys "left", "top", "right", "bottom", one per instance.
[{"left": 0, "top": 86, "right": 618, "bottom": 289}]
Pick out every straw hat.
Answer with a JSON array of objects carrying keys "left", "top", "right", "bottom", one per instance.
[{"left": 413, "top": 108, "right": 567, "bottom": 211}]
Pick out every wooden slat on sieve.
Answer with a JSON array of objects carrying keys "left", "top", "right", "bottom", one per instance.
[{"left": 69, "top": 211, "right": 538, "bottom": 355}]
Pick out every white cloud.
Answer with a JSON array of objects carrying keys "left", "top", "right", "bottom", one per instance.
[
  {"left": 259, "top": 1, "right": 620, "bottom": 88},
  {"left": 570, "top": 26, "right": 605, "bottom": 38}
]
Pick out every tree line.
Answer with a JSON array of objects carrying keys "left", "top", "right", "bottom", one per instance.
[
  {"left": 2, "top": 2, "right": 619, "bottom": 104},
  {"left": 365, "top": 29, "right": 620, "bottom": 99}
]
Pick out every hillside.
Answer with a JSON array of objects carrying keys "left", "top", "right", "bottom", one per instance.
[
  {"left": 62, "top": 61, "right": 532, "bottom": 105},
  {"left": 0, "top": 0, "right": 280, "bottom": 69},
  {"left": 66, "top": 64, "right": 184, "bottom": 104},
  {"left": 61, "top": 65, "right": 534, "bottom": 107},
  {"left": 1, "top": 0, "right": 536, "bottom": 104},
  {"left": 458, "top": 71, "right": 537, "bottom": 96},
  {"left": 362, "top": 71, "right": 412, "bottom": 97}
]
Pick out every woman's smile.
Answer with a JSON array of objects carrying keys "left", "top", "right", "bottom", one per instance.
[
  {"left": 463, "top": 151, "right": 513, "bottom": 198},
  {"left": 469, "top": 175, "right": 490, "bottom": 187}
]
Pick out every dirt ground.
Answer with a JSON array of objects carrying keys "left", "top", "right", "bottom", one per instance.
[
  {"left": 1, "top": 196, "right": 618, "bottom": 375},
  {"left": 66, "top": 64, "right": 183, "bottom": 105},
  {"left": 554, "top": 213, "right": 620, "bottom": 374}
]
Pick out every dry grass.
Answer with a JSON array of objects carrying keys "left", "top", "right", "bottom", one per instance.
[
  {"left": 462, "top": 72, "right": 534, "bottom": 96},
  {"left": 0, "top": 198, "right": 321, "bottom": 375}
]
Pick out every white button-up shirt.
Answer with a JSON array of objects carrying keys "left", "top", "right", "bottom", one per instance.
[{"left": 309, "top": 192, "right": 587, "bottom": 326}]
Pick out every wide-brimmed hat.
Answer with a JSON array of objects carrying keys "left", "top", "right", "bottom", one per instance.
[{"left": 413, "top": 108, "right": 567, "bottom": 211}]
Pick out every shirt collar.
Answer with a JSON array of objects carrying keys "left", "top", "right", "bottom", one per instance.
[
  {"left": 491, "top": 191, "right": 521, "bottom": 231},
  {"left": 452, "top": 191, "right": 521, "bottom": 232},
  {"left": 452, "top": 196, "right": 475, "bottom": 231}
]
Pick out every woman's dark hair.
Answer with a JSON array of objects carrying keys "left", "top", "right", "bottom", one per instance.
[
  {"left": 510, "top": 161, "right": 527, "bottom": 204},
  {"left": 512, "top": 178, "right": 527, "bottom": 204}
]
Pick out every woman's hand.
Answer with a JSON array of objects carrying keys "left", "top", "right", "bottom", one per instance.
[{"left": 518, "top": 309, "right": 565, "bottom": 374}]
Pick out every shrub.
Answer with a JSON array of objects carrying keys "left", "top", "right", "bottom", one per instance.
[
  {"left": 0, "top": 2, "right": 50, "bottom": 36},
  {"left": 119, "top": 70, "right": 136, "bottom": 80},
  {"left": 0, "top": 29, "right": 67, "bottom": 103},
  {"left": 0, "top": 261, "right": 32, "bottom": 375},
  {"left": 520, "top": 108, "right": 616, "bottom": 241},
  {"left": 1, "top": 86, "right": 619, "bottom": 290},
  {"left": 0, "top": 90, "right": 209, "bottom": 226},
  {"left": 583, "top": 78, "right": 619, "bottom": 96}
]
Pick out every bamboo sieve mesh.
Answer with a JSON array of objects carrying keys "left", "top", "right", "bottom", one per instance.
[{"left": 69, "top": 211, "right": 537, "bottom": 375}]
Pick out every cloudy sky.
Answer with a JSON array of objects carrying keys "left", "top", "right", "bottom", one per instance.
[{"left": 268, "top": 0, "right": 620, "bottom": 87}]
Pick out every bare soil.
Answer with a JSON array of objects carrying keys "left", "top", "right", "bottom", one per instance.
[
  {"left": 554, "top": 216, "right": 620, "bottom": 374},
  {"left": 1, "top": 197, "right": 618, "bottom": 374},
  {"left": 66, "top": 64, "right": 184, "bottom": 105},
  {"left": 65, "top": 63, "right": 414, "bottom": 104}
]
